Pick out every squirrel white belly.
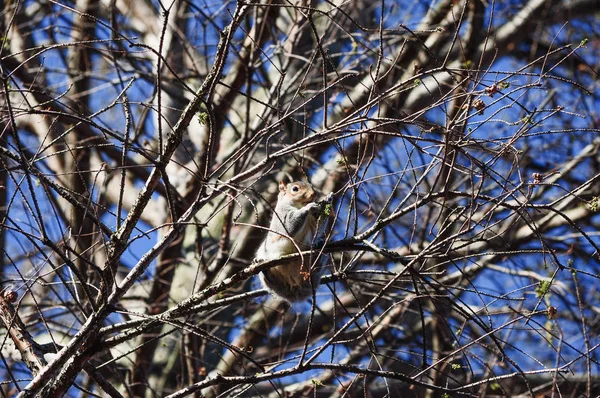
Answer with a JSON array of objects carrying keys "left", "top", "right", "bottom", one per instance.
[{"left": 256, "top": 180, "right": 332, "bottom": 302}]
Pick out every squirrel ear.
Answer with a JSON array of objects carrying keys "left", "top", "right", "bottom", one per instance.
[{"left": 278, "top": 180, "right": 287, "bottom": 192}]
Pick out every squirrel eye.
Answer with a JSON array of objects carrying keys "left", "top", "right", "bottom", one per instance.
[{"left": 292, "top": 185, "right": 299, "bottom": 192}]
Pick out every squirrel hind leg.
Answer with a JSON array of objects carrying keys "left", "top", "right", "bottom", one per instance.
[
  {"left": 259, "top": 269, "right": 303, "bottom": 302},
  {"left": 259, "top": 267, "right": 322, "bottom": 303}
]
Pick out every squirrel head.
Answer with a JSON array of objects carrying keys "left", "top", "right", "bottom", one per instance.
[{"left": 278, "top": 180, "right": 316, "bottom": 208}]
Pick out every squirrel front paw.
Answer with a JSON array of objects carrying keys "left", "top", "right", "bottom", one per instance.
[
  {"left": 317, "top": 193, "right": 333, "bottom": 206},
  {"left": 307, "top": 201, "right": 322, "bottom": 215}
]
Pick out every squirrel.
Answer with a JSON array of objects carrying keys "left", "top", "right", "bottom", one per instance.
[{"left": 256, "top": 180, "right": 333, "bottom": 302}]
